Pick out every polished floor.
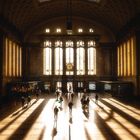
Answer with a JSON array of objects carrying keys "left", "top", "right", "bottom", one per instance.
[{"left": 0, "top": 93, "right": 140, "bottom": 140}]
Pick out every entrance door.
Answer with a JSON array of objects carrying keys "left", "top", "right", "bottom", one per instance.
[
  {"left": 56, "top": 81, "right": 62, "bottom": 91},
  {"left": 67, "top": 82, "right": 73, "bottom": 93}
]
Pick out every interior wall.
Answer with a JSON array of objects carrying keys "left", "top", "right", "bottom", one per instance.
[
  {"left": 96, "top": 43, "right": 116, "bottom": 78},
  {"left": 116, "top": 31, "right": 140, "bottom": 97},
  {"left": 0, "top": 32, "right": 3, "bottom": 95},
  {"left": 26, "top": 44, "right": 115, "bottom": 79},
  {"left": 136, "top": 31, "right": 140, "bottom": 96},
  {"left": 0, "top": 33, "right": 22, "bottom": 98},
  {"left": 28, "top": 47, "right": 43, "bottom": 77},
  {"left": 24, "top": 17, "right": 115, "bottom": 43}
]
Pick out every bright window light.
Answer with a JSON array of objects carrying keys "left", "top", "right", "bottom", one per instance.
[
  {"left": 78, "top": 28, "right": 83, "bottom": 33},
  {"left": 89, "top": 28, "right": 94, "bottom": 33},
  {"left": 45, "top": 28, "right": 50, "bottom": 33},
  {"left": 56, "top": 28, "right": 61, "bottom": 33}
]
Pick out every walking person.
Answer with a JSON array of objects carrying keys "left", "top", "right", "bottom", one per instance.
[
  {"left": 54, "top": 106, "right": 59, "bottom": 120},
  {"left": 55, "top": 88, "right": 60, "bottom": 100},
  {"left": 68, "top": 101, "right": 73, "bottom": 123},
  {"left": 95, "top": 94, "right": 99, "bottom": 104},
  {"left": 27, "top": 96, "right": 31, "bottom": 106},
  {"left": 21, "top": 96, "right": 25, "bottom": 109},
  {"left": 58, "top": 95, "right": 63, "bottom": 109},
  {"left": 68, "top": 101, "right": 73, "bottom": 116},
  {"left": 71, "top": 92, "right": 74, "bottom": 102}
]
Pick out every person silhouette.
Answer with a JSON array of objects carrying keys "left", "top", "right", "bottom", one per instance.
[
  {"left": 54, "top": 106, "right": 59, "bottom": 120},
  {"left": 95, "top": 94, "right": 99, "bottom": 104}
]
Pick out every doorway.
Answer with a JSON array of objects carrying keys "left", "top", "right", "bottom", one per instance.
[
  {"left": 56, "top": 81, "right": 62, "bottom": 91},
  {"left": 67, "top": 82, "right": 73, "bottom": 93}
]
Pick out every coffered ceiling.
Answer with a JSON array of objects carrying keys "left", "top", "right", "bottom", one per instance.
[{"left": 0, "top": 0, "right": 140, "bottom": 37}]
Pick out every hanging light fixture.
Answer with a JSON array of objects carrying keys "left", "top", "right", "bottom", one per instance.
[{"left": 66, "top": 0, "right": 72, "bottom": 35}]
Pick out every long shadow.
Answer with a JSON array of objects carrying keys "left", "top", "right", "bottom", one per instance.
[
  {"left": 83, "top": 109, "right": 89, "bottom": 119},
  {"left": 38, "top": 126, "right": 46, "bottom": 140},
  {"left": 100, "top": 99, "right": 140, "bottom": 128},
  {"left": 105, "top": 109, "right": 114, "bottom": 121},
  {"left": 95, "top": 102, "right": 140, "bottom": 140},
  {"left": 109, "top": 98, "right": 140, "bottom": 116},
  {"left": 7, "top": 99, "right": 47, "bottom": 140},
  {"left": 0, "top": 101, "right": 22, "bottom": 121},
  {"left": 84, "top": 127, "right": 92, "bottom": 140},
  {"left": 52, "top": 118, "right": 58, "bottom": 139},
  {"left": 69, "top": 125, "right": 71, "bottom": 140},
  {"left": 114, "top": 97, "right": 140, "bottom": 110},
  {"left": 0, "top": 100, "right": 37, "bottom": 133},
  {"left": 94, "top": 111, "right": 121, "bottom": 140}
]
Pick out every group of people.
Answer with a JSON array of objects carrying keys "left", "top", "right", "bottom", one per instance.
[
  {"left": 10, "top": 83, "right": 42, "bottom": 108},
  {"left": 80, "top": 89, "right": 99, "bottom": 117},
  {"left": 54, "top": 87, "right": 99, "bottom": 120},
  {"left": 81, "top": 93, "right": 90, "bottom": 115},
  {"left": 20, "top": 87, "right": 41, "bottom": 109},
  {"left": 53, "top": 87, "right": 74, "bottom": 122},
  {"left": 53, "top": 88, "right": 64, "bottom": 120},
  {"left": 21, "top": 95, "right": 31, "bottom": 108}
]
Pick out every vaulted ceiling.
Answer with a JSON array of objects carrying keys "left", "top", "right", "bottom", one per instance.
[{"left": 0, "top": 0, "right": 140, "bottom": 39}]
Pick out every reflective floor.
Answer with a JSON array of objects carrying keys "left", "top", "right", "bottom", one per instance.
[{"left": 0, "top": 93, "right": 140, "bottom": 140}]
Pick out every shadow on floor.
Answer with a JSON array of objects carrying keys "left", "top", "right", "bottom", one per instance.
[
  {"left": 94, "top": 99, "right": 140, "bottom": 140},
  {"left": 7, "top": 99, "right": 47, "bottom": 140},
  {"left": 100, "top": 99, "right": 140, "bottom": 128}
]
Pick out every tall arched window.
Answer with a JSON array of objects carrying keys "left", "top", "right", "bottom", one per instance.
[
  {"left": 77, "top": 41, "right": 85, "bottom": 75},
  {"left": 66, "top": 40, "right": 74, "bottom": 75},
  {"left": 88, "top": 41, "right": 96, "bottom": 75},
  {"left": 43, "top": 41, "right": 52, "bottom": 75},
  {"left": 55, "top": 41, "right": 63, "bottom": 75}
]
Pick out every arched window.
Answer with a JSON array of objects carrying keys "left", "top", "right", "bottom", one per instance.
[
  {"left": 55, "top": 41, "right": 63, "bottom": 75},
  {"left": 43, "top": 41, "right": 52, "bottom": 75},
  {"left": 77, "top": 41, "right": 85, "bottom": 75},
  {"left": 88, "top": 41, "right": 96, "bottom": 75},
  {"left": 66, "top": 40, "right": 74, "bottom": 75}
]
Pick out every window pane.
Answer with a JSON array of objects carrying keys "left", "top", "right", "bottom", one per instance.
[
  {"left": 43, "top": 41, "right": 52, "bottom": 75},
  {"left": 66, "top": 41, "right": 74, "bottom": 75},
  {"left": 77, "top": 41, "right": 85, "bottom": 75},
  {"left": 55, "top": 41, "right": 63, "bottom": 75},
  {"left": 88, "top": 41, "right": 96, "bottom": 75}
]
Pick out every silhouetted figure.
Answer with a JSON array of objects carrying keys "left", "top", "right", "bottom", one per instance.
[
  {"left": 68, "top": 101, "right": 73, "bottom": 123},
  {"left": 68, "top": 101, "right": 73, "bottom": 114},
  {"left": 54, "top": 106, "right": 59, "bottom": 120},
  {"left": 27, "top": 96, "right": 31, "bottom": 106},
  {"left": 95, "top": 94, "right": 99, "bottom": 104},
  {"left": 36, "top": 92, "right": 39, "bottom": 100},
  {"left": 21, "top": 96, "right": 25, "bottom": 108},
  {"left": 68, "top": 84, "right": 72, "bottom": 93},
  {"left": 71, "top": 93, "right": 74, "bottom": 102},
  {"left": 55, "top": 88, "right": 60, "bottom": 100},
  {"left": 58, "top": 96, "right": 63, "bottom": 109},
  {"left": 84, "top": 88, "right": 87, "bottom": 94},
  {"left": 81, "top": 94, "right": 90, "bottom": 116}
]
